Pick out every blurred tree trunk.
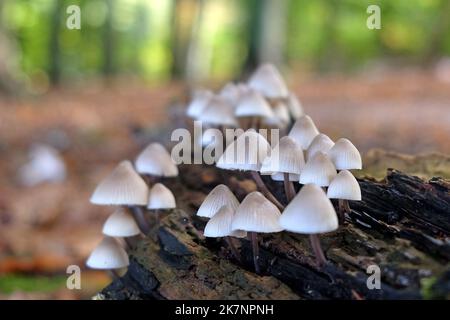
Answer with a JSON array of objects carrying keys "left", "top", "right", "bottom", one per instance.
[
  {"left": 0, "top": 0, "right": 18, "bottom": 94},
  {"left": 422, "top": 0, "right": 450, "bottom": 65},
  {"left": 243, "top": 0, "right": 264, "bottom": 73},
  {"left": 103, "top": 0, "right": 115, "bottom": 77},
  {"left": 48, "top": 0, "right": 63, "bottom": 85}
]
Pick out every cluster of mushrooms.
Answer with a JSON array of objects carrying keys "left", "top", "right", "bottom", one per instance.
[
  {"left": 190, "top": 64, "right": 362, "bottom": 272},
  {"left": 85, "top": 143, "right": 178, "bottom": 277}
]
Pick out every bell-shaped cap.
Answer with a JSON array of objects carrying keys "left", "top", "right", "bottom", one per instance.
[
  {"left": 328, "top": 138, "right": 362, "bottom": 170},
  {"left": 90, "top": 160, "right": 148, "bottom": 206},
  {"left": 135, "top": 143, "right": 178, "bottom": 177},
  {"left": 248, "top": 64, "right": 289, "bottom": 98},
  {"left": 220, "top": 82, "right": 240, "bottom": 105},
  {"left": 235, "top": 90, "right": 275, "bottom": 118},
  {"left": 102, "top": 208, "right": 141, "bottom": 237},
  {"left": 147, "top": 183, "right": 176, "bottom": 209},
  {"left": 271, "top": 172, "right": 300, "bottom": 182},
  {"left": 198, "top": 96, "right": 237, "bottom": 126},
  {"left": 307, "top": 134, "right": 335, "bottom": 160},
  {"left": 186, "top": 89, "right": 213, "bottom": 119},
  {"left": 327, "top": 170, "right": 361, "bottom": 201},
  {"left": 260, "top": 136, "right": 305, "bottom": 175},
  {"left": 86, "top": 237, "right": 129, "bottom": 270},
  {"left": 288, "top": 115, "right": 319, "bottom": 149},
  {"left": 287, "top": 92, "right": 304, "bottom": 119},
  {"left": 264, "top": 101, "right": 290, "bottom": 127},
  {"left": 232, "top": 192, "right": 283, "bottom": 233},
  {"left": 197, "top": 184, "right": 239, "bottom": 218},
  {"left": 216, "top": 130, "right": 271, "bottom": 171},
  {"left": 279, "top": 184, "right": 338, "bottom": 234},
  {"left": 204, "top": 206, "right": 246, "bottom": 238},
  {"left": 299, "top": 152, "right": 337, "bottom": 187}
]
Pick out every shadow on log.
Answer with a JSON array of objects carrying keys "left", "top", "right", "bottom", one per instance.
[{"left": 100, "top": 167, "right": 450, "bottom": 300}]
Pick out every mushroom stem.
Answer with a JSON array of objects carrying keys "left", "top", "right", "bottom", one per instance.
[
  {"left": 250, "top": 171, "right": 284, "bottom": 210},
  {"left": 154, "top": 209, "right": 160, "bottom": 223},
  {"left": 123, "top": 237, "right": 134, "bottom": 250},
  {"left": 343, "top": 199, "right": 351, "bottom": 214},
  {"left": 283, "top": 172, "right": 296, "bottom": 202},
  {"left": 251, "top": 232, "right": 261, "bottom": 274},
  {"left": 107, "top": 269, "right": 121, "bottom": 280},
  {"left": 129, "top": 206, "right": 150, "bottom": 235},
  {"left": 338, "top": 199, "right": 345, "bottom": 224},
  {"left": 309, "top": 234, "right": 327, "bottom": 267},
  {"left": 225, "top": 236, "right": 242, "bottom": 263}
]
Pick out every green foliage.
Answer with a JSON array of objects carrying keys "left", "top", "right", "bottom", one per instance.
[{"left": 0, "top": 274, "right": 67, "bottom": 294}]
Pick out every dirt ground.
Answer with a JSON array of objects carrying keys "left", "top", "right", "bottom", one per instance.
[{"left": 0, "top": 69, "right": 449, "bottom": 299}]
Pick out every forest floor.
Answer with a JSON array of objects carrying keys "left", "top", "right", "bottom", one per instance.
[{"left": 0, "top": 69, "right": 449, "bottom": 299}]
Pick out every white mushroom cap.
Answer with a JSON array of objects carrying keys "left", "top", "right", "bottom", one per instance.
[
  {"left": 187, "top": 89, "right": 213, "bottom": 118},
  {"left": 86, "top": 237, "right": 129, "bottom": 270},
  {"left": 235, "top": 89, "right": 275, "bottom": 119},
  {"left": 287, "top": 92, "right": 304, "bottom": 120},
  {"left": 288, "top": 115, "right": 320, "bottom": 149},
  {"left": 328, "top": 138, "right": 362, "bottom": 170},
  {"left": 90, "top": 160, "right": 148, "bottom": 206},
  {"left": 307, "top": 133, "right": 335, "bottom": 160},
  {"left": 299, "top": 152, "right": 337, "bottom": 187},
  {"left": 204, "top": 206, "right": 247, "bottom": 238},
  {"left": 197, "top": 184, "right": 239, "bottom": 218},
  {"left": 271, "top": 172, "right": 300, "bottom": 182},
  {"left": 279, "top": 184, "right": 338, "bottom": 234},
  {"left": 102, "top": 208, "right": 141, "bottom": 237},
  {"left": 232, "top": 191, "right": 283, "bottom": 233},
  {"left": 260, "top": 136, "right": 305, "bottom": 175},
  {"left": 198, "top": 96, "right": 237, "bottom": 126},
  {"left": 327, "top": 170, "right": 361, "bottom": 201},
  {"left": 216, "top": 130, "right": 271, "bottom": 171},
  {"left": 248, "top": 64, "right": 289, "bottom": 99},
  {"left": 219, "top": 82, "right": 240, "bottom": 105},
  {"left": 147, "top": 183, "right": 176, "bottom": 209},
  {"left": 135, "top": 143, "right": 179, "bottom": 177},
  {"left": 264, "top": 101, "right": 290, "bottom": 127}
]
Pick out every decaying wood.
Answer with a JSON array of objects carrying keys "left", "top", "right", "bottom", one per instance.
[{"left": 100, "top": 166, "right": 450, "bottom": 300}]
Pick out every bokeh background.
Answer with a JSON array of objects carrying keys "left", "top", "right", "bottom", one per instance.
[{"left": 0, "top": 0, "right": 449, "bottom": 299}]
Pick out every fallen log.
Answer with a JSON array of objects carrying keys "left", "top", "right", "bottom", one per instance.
[{"left": 100, "top": 167, "right": 450, "bottom": 300}]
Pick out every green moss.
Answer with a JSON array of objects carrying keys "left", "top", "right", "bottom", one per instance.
[{"left": 0, "top": 274, "right": 67, "bottom": 294}]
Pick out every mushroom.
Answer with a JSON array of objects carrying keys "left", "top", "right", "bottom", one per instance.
[
  {"left": 299, "top": 151, "right": 337, "bottom": 188},
  {"left": 328, "top": 138, "right": 362, "bottom": 170},
  {"left": 260, "top": 136, "right": 305, "bottom": 201},
  {"left": 102, "top": 208, "right": 141, "bottom": 248},
  {"left": 279, "top": 184, "right": 338, "bottom": 267},
  {"left": 198, "top": 95, "right": 238, "bottom": 130},
  {"left": 247, "top": 63, "right": 289, "bottom": 100},
  {"left": 216, "top": 130, "right": 284, "bottom": 210},
  {"left": 147, "top": 183, "right": 176, "bottom": 222},
  {"left": 204, "top": 205, "right": 246, "bottom": 262},
  {"left": 231, "top": 191, "right": 283, "bottom": 273},
  {"left": 197, "top": 184, "right": 239, "bottom": 218},
  {"left": 186, "top": 89, "right": 213, "bottom": 119},
  {"left": 288, "top": 115, "right": 320, "bottom": 150},
  {"left": 286, "top": 92, "right": 304, "bottom": 120},
  {"left": 327, "top": 170, "right": 361, "bottom": 224},
  {"left": 219, "top": 82, "right": 241, "bottom": 105},
  {"left": 135, "top": 143, "right": 179, "bottom": 182},
  {"left": 86, "top": 236, "right": 129, "bottom": 279},
  {"left": 235, "top": 89, "right": 274, "bottom": 129},
  {"left": 263, "top": 101, "right": 290, "bottom": 129},
  {"left": 90, "top": 160, "right": 150, "bottom": 234},
  {"left": 307, "top": 133, "right": 335, "bottom": 161}
]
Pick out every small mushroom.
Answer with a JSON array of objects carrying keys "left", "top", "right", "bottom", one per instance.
[
  {"left": 247, "top": 63, "right": 289, "bottom": 99},
  {"left": 147, "top": 183, "right": 176, "bottom": 221},
  {"left": 261, "top": 136, "right": 305, "bottom": 201},
  {"left": 217, "top": 130, "right": 283, "bottom": 210},
  {"left": 198, "top": 95, "right": 238, "bottom": 129},
  {"left": 263, "top": 101, "right": 290, "bottom": 129},
  {"left": 327, "top": 170, "right": 361, "bottom": 224},
  {"left": 204, "top": 205, "right": 246, "bottom": 262},
  {"left": 299, "top": 151, "right": 337, "bottom": 188},
  {"left": 219, "top": 82, "right": 241, "bottom": 105},
  {"left": 288, "top": 115, "right": 320, "bottom": 149},
  {"left": 197, "top": 184, "right": 239, "bottom": 218},
  {"left": 307, "top": 133, "right": 335, "bottom": 161},
  {"left": 102, "top": 208, "right": 141, "bottom": 249},
  {"left": 90, "top": 160, "right": 150, "bottom": 234},
  {"left": 235, "top": 89, "right": 275, "bottom": 129},
  {"left": 135, "top": 143, "right": 179, "bottom": 181},
  {"left": 231, "top": 191, "right": 283, "bottom": 273},
  {"left": 86, "top": 236, "right": 129, "bottom": 279},
  {"left": 279, "top": 184, "right": 338, "bottom": 267},
  {"left": 286, "top": 92, "right": 304, "bottom": 120},
  {"left": 186, "top": 89, "right": 213, "bottom": 119},
  {"left": 328, "top": 138, "right": 362, "bottom": 170}
]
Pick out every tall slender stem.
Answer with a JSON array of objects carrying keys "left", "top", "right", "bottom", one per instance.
[
  {"left": 338, "top": 199, "right": 345, "bottom": 224},
  {"left": 129, "top": 206, "right": 150, "bottom": 235},
  {"left": 251, "top": 232, "right": 260, "bottom": 274},
  {"left": 283, "top": 172, "right": 296, "bottom": 202},
  {"left": 225, "top": 236, "right": 241, "bottom": 263},
  {"left": 107, "top": 269, "right": 121, "bottom": 280},
  {"left": 309, "top": 234, "right": 327, "bottom": 267},
  {"left": 343, "top": 199, "right": 351, "bottom": 214},
  {"left": 250, "top": 171, "right": 284, "bottom": 210}
]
